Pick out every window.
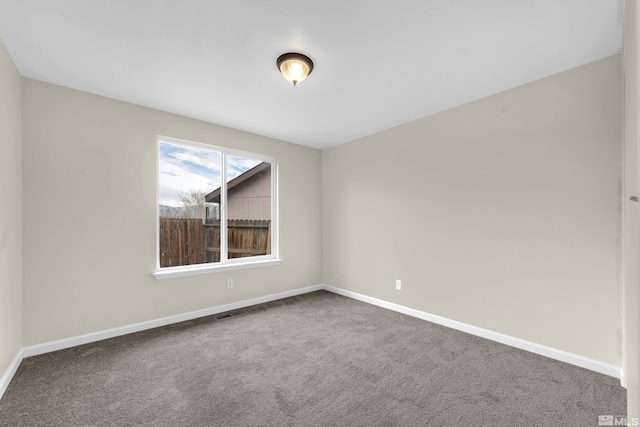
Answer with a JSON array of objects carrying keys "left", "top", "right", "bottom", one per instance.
[{"left": 154, "top": 136, "right": 278, "bottom": 279}]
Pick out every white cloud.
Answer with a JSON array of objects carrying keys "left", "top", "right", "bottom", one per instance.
[{"left": 158, "top": 140, "right": 263, "bottom": 206}]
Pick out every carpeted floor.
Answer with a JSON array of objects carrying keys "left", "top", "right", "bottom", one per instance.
[{"left": 0, "top": 290, "right": 626, "bottom": 426}]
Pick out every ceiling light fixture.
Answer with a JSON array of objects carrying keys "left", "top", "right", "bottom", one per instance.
[{"left": 276, "top": 52, "right": 314, "bottom": 87}]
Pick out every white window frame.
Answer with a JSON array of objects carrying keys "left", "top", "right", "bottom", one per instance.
[{"left": 153, "top": 136, "right": 280, "bottom": 280}]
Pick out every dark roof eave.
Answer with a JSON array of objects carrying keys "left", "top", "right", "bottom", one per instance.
[{"left": 205, "top": 162, "right": 270, "bottom": 203}]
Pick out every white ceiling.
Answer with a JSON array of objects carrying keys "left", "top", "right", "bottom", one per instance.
[{"left": 0, "top": 0, "right": 624, "bottom": 150}]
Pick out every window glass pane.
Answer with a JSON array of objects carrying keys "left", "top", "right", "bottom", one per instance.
[
  {"left": 158, "top": 140, "right": 221, "bottom": 267},
  {"left": 226, "top": 155, "right": 272, "bottom": 259}
]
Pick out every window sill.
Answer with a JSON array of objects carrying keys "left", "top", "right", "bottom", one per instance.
[{"left": 153, "top": 258, "right": 282, "bottom": 280}]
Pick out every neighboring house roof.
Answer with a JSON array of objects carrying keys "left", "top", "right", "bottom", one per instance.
[{"left": 205, "top": 162, "right": 271, "bottom": 204}]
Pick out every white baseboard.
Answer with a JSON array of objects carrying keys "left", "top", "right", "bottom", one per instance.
[
  {"left": 2, "top": 282, "right": 623, "bottom": 400},
  {"left": 0, "top": 349, "right": 24, "bottom": 400},
  {"left": 2, "top": 284, "right": 322, "bottom": 399},
  {"left": 321, "top": 284, "right": 623, "bottom": 381},
  {"left": 22, "top": 284, "right": 322, "bottom": 358}
]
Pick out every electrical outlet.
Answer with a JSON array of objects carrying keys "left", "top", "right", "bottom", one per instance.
[
  {"left": 226, "top": 279, "right": 234, "bottom": 289},
  {"left": 395, "top": 279, "right": 401, "bottom": 290}
]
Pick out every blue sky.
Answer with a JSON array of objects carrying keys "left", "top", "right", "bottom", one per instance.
[{"left": 159, "top": 140, "right": 260, "bottom": 207}]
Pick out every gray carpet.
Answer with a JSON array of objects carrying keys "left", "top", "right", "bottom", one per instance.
[{"left": 0, "top": 290, "right": 626, "bottom": 426}]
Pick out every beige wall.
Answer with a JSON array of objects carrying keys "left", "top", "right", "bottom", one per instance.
[
  {"left": 21, "top": 79, "right": 322, "bottom": 346},
  {"left": 0, "top": 40, "right": 22, "bottom": 376},
  {"left": 623, "top": 0, "right": 639, "bottom": 416},
  {"left": 323, "top": 56, "right": 623, "bottom": 366}
]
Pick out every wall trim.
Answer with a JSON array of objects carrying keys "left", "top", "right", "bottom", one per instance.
[
  {"left": 0, "top": 349, "right": 24, "bottom": 400},
  {"left": 22, "top": 284, "right": 322, "bottom": 358},
  {"left": 2, "top": 282, "right": 622, "bottom": 401},
  {"left": 2, "top": 284, "right": 320, "bottom": 400},
  {"left": 321, "top": 284, "right": 623, "bottom": 381}
]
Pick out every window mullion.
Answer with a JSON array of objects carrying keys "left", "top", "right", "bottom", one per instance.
[{"left": 220, "top": 153, "right": 228, "bottom": 263}]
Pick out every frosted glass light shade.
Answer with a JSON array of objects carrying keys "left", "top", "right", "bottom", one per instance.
[{"left": 277, "top": 53, "right": 314, "bottom": 87}]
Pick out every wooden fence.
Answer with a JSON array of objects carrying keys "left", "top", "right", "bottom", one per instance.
[
  {"left": 159, "top": 218, "right": 204, "bottom": 267},
  {"left": 159, "top": 218, "right": 271, "bottom": 267}
]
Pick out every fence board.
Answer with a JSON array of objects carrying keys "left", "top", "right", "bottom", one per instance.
[{"left": 160, "top": 218, "right": 205, "bottom": 267}]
